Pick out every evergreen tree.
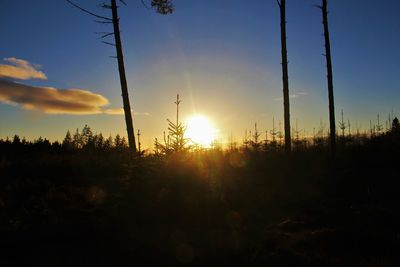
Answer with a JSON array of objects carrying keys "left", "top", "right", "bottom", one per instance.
[
  {"left": 81, "top": 124, "right": 94, "bottom": 149},
  {"left": 104, "top": 135, "right": 114, "bottom": 150},
  {"left": 114, "top": 134, "right": 122, "bottom": 148},
  {"left": 12, "top": 135, "right": 21, "bottom": 146},
  {"left": 62, "top": 130, "right": 73, "bottom": 150},
  {"left": 94, "top": 133, "right": 105, "bottom": 150},
  {"left": 72, "top": 128, "right": 83, "bottom": 149},
  {"left": 120, "top": 137, "right": 128, "bottom": 148}
]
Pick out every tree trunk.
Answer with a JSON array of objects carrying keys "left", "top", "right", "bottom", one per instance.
[
  {"left": 321, "top": 0, "right": 336, "bottom": 154},
  {"left": 278, "top": 0, "right": 291, "bottom": 153},
  {"left": 111, "top": 0, "right": 137, "bottom": 154}
]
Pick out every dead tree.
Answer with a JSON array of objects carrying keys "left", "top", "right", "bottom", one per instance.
[
  {"left": 277, "top": 0, "right": 291, "bottom": 153},
  {"left": 317, "top": 0, "right": 336, "bottom": 154},
  {"left": 66, "top": 0, "right": 173, "bottom": 154}
]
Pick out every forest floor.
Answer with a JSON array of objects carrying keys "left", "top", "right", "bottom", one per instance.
[{"left": 1, "top": 142, "right": 399, "bottom": 266}]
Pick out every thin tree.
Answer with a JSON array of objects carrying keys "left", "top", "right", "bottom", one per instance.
[
  {"left": 66, "top": 0, "right": 174, "bottom": 154},
  {"left": 137, "top": 129, "right": 142, "bottom": 155},
  {"left": 376, "top": 114, "right": 383, "bottom": 134},
  {"left": 339, "top": 110, "right": 346, "bottom": 139},
  {"left": 317, "top": 0, "right": 336, "bottom": 153},
  {"left": 167, "top": 94, "right": 188, "bottom": 152},
  {"left": 277, "top": 0, "right": 291, "bottom": 153}
]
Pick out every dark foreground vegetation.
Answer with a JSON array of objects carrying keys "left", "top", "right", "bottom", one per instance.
[{"left": 1, "top": 127, "right": 400, "bottom": 266}]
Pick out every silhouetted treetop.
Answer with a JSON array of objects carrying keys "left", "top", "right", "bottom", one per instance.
[{"left": 150, "top": 0, "right": 174, "bottom": 14}]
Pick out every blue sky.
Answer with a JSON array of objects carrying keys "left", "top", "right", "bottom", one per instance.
[{"left": 1, "top": 0, "right": 400, "bottom": 146}]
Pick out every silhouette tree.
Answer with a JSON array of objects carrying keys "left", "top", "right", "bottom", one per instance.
[
  {"left": 166, "top": 95, "right": 189, "bottom": 152},
  {"left": 94, "top": 133, "right": 105, "bottom": 150},
  {"left": 12, "top": 135, "right": 21, "bottom": 146},
  {"left": 81, "top": 124, "right": 94, "bottom": 148},
  {"left": 66, "top": 0, "right": 174, "bottom": 154},
  {"left": 376, "top": 114, "right": 383, "bottom": 135},
  {"left": 155, "top": 95, "right": 189, "bottom": 154},
  {"left": 391, "top": 117, "right": 400, "bottom": 135},
  {"left": 277, "top": 0, "right": 291, "bottom": 153},
  {"left": 270, "top": 117, "right": 279, "bottom": 148},
  {"left": 72, "top": 128, "right": 83, "bottom": 149},
  {"left": 338, "top": 110, "right": 346, "bottom": 139},
  {"left": 104, "top": 135, "right": 114, "bottom": 150},
  {"left": 250, "top": 123, "right": 262, "bottom": 150},
  {"left": 317, "top": 0, "right": 336, "bottom": 153},
  {"left": 137, "top": 129, "right": 142, "bottom": 155},
  {"left": 114, "top": 134, "right": 123, "bottom": 148},
  {"left": 62, "top": 130, "right": 73, "bottom": 150}
]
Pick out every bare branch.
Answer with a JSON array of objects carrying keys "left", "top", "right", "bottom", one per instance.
[
  {"left": 102, "top": 41, "right": 116, "bottom": 46},
  {"left": 119, "top": 0, "right": 127, "bottom": 6},
  {"left": 66, "top": 0, "right": 112, "bottom": 21},
  {"left": 151, "top": 0, "right": 174, "bottom": 14},
  {"left": 100, "top": 32, "right": 115, "bottom": 38},
  {"left": 94, "top": 20, "right": 112, "bottom": 24},
  {"left": 141, "top": 0, "right": 150, "bottom": 9},
  {"left": 276, "top": 0, "right": 281, "bottom": 8},
  {"left": 101, "top": 3, "right": 112, "bottom": 9}
]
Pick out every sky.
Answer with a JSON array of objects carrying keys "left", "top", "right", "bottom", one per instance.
[{"left": 1, "top": 0, "right": 400, "bottom": 148}]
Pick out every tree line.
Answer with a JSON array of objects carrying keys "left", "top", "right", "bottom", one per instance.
[{"left": 0, "top": 125, "right": 129, "bottom": 153}]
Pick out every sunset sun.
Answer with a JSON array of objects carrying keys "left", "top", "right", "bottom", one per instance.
[{"left": 185, "top": 115, "right": 217, "bottom": 147}]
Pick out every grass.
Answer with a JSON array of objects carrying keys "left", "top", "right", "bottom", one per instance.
[{"left": 1, "top": 137, "right": 400, "bottom": 266}]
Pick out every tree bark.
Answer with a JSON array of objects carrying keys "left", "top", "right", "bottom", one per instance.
[
  {"left": 321, "top": 0, "right": 336, "bottom": 154},
  {"left": 278, "top": 0, "right": 291, "bottom": 153},
  {"left": 111, "top": 0, "right": 137, "bottom": 154}
]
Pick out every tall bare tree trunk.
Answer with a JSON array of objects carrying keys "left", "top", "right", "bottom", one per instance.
[
  {"left": 278, "top": 0, "right": 291, "bottom": 153},
  {"left": 321, "top": 0, "right": 336, "bottom": 154},
  {"left": 111, "top": 0, "right": 137, "bottom": 154}
]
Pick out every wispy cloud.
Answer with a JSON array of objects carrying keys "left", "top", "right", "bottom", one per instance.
[
  {"left": 0, "top": 58, "right": 47, "bottom": 80},
  {"left": 0, "top": 79, "right": 108, "bottom": 114},
  {"left": 273, "top": 91, "right": 308, "bottom": 101}
]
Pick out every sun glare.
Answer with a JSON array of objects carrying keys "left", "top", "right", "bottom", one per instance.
[{"left": 185, "top": 115, "right": 217, "bottom": 147}]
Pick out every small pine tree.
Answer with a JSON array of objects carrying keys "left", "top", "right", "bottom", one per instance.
[
  {"left": 81, "top": 124, "right": 94, "bottom": 149},
  {"left": 120, "top": 137, "right": 128, "bottom": 148},
  {"left": 114, "top": 134, "right": 122, "bottom": 148},
  {"left": 94, "top": 133, "right": 105, "bottom": 150},
  {"left": 104, "top": 135, "right": 113, "bottom": 150},
  {"left": 63, "top": 130, "right": 73, "bottom": 150},
  {"left": 72, "top": 128, "right": 83, "bottom": 149},
  {"left": 250, "top": 123, "right": 262, "bottom": 150},
  {"left": 391, "top": 117, "right": 400, "bottom": 140},
  {"left": 166, "top": 95, "right": 189, "bottom": 153},
  {"left": 12, "top": 135, "right": 21, "bottom": 146}
]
